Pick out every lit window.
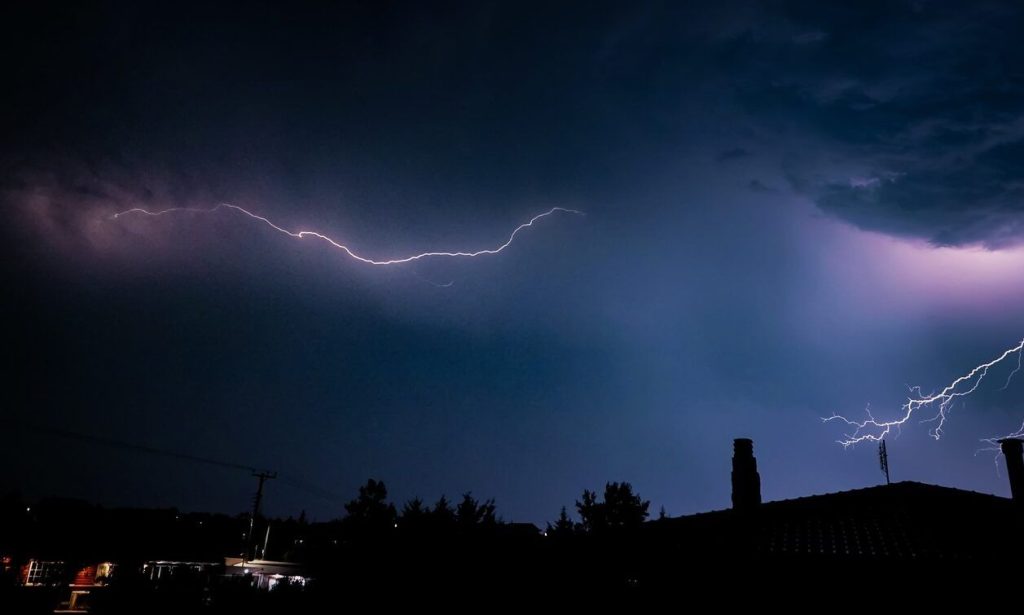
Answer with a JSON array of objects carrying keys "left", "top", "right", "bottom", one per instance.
[{"left": 25, "top": 560, "right": 63, "bottom": 586}]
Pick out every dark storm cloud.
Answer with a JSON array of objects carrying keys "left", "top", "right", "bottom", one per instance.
[
  {"left": 718, "top": 1, "right": 1024, "bottom": 247},
  {"left": 716, "top": 148, "right": 752, "bottom": 162},
  {"left": 747, "top": 179, "right": 775, "bottom": 193},
  {"left": 6, "top": 2, "right": 1024, "bottom": 249},
  {"left": 5, "top": 0, "right": 1024, "bottom": 523},
  {"left": 4, "top": 162, "right": 208, "bottom": 257}
]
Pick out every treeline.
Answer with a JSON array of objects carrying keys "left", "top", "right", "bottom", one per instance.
[
  {"left": 317, "top": 478, "right": 653, "bottom": 540},
  {"left": 287, "top": 478, "right": 661, "bottom": 603},
  {"left": 0, "top": 480, "right": 671, "bottom": 611},
  {"left": 0, "top": 478, "right": 660, "bottom": 564}
]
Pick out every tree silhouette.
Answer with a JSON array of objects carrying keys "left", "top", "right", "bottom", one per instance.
[
  {"left": 432, "top": 495, "right": 455, "bottom": 519},
  {"left": 456, "top": 492, "right": 497, "bottom": 529},
  {"left": 397, "top": 497, "right": 428, "bottom": 535},
  {"left": 424, "top": 495, "right": 456, "bottom": 534},
  {"left": 546, "top": 506, "right": 577, "bottom": 538},
  {"left": 400, "top": 497, "right": 426, "bottom": 519},
  {"left": 343, "top": 479, "right": 397, "bottom": 534},
  {"left": 575, "top": 482, "right": 650, "bottom": 533},
  {"left": 575, "top": 489, "right": 600, "bottom": 533}
]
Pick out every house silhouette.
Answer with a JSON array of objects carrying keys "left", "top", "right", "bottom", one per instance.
[{"left": 645, "top": 438, "right": 1024, "bottom": 563}]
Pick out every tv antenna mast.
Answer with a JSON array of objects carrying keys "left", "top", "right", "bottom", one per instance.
[{"left": 878, "top": 439, "right": 891, "bottom": 485}]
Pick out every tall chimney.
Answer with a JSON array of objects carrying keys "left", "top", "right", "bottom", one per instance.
[
  {"left": 732, "top": 438, "right": 762, "bottom": 511},
  {"left": 1000, "top": 438, "right": 1024, "bottom": 503}
]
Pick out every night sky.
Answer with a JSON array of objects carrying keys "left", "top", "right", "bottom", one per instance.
[{"left": 5, "top": 1, "right": 1024, "bottom": 523}]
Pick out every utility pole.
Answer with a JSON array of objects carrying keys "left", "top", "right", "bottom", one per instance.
[
  {"left": 262, "top": 524, "right": 272, "bottom": 560},
  {"left": 2, "top": 420, "right": 345, "bottom": 562},
  {"left": 878, "top": 440, "right": 891, "bottom": 485},
  {"left": 246, "top": 470, "right": 276, "bottom": 561}
]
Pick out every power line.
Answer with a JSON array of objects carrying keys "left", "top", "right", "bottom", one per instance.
[
  {"left": 2, "top": 418, "right": 344, "bottom": 504},
  {"left": 3, "top": 418, "right": 267, "bottom": 473},
  {"left": 277, "top": 476, "right": 347, "bottom": 504}
]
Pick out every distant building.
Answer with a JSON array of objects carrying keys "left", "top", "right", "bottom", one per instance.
[
  {"left": 16, "top": 559, "right": 115, "bottom": 611},
  {"left": 141, "top": 559, "right": 219, "bottom": 581},
  {"left": 223, "top": 557, "right": 311, "bottom": 590},
  {"left": 20, "top": 559, "right": 65, "bottom": 586}
]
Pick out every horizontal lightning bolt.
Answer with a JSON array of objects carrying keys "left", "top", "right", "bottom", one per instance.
[
  {"left": 824, "top": 338, "right": 1024, "bottom": 447},
  {"left": 111, "top": 204, "right": 582, "bottom": 265}
]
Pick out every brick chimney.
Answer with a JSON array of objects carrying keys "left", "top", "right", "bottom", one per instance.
[
  {"left": 731, "top": 438, "right": 762, "bottom": 510},
  {"left": 1000, "top": 438, "right": 1024, "bottom": 503}
]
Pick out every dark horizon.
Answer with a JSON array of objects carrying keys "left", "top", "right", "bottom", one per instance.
[
  {"left": 5, "top": 1, "right": 1024, "bottom": 526},
  {"left": 7, "top": 424, "right": 1021, "bottom": 525}
]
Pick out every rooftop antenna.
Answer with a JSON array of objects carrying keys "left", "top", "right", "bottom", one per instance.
[{"left": 878, "top": 439, "right": 891, "bottom": 485}]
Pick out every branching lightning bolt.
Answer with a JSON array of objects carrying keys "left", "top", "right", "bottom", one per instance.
[
  {"left": 111, "top": 203, "right": 582, "bottom": 265},
  {"left": 977, "top": 420, "right": 1024, "bottom": 474},
  {"left": 823, "top": 338, "right": 1024, "bottom": 447}
]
